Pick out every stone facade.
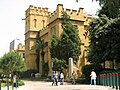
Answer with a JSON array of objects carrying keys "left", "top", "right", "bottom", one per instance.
[
  {"left": 24, "top": 4, "right": 92, "bottom": 75},
  {"left": 16, "top": 43, "right": 25, "bottom": 60}
]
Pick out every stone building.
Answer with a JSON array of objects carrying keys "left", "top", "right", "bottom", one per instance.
[
  {"left": 16, "top": 43, "right": 25, "bottom": 60},
  {"left": 24, "top": 4, "right": 92, "bottom": 75},
  {"left": 10, "top": 40, "right": 25, "bottom": 60}
]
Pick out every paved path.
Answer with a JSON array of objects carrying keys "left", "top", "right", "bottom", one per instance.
[{"left": 2, "top": 80, "right": 115, "bottom": 90}]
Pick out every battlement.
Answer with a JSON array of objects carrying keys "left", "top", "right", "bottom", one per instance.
[
  {"left": 25, "top": 5, "right": 49, "bottom": 17},
  {"left": 17, "top": 43, "right": 25, "bottom": 51},
  {"left": 25, "top": 4, "right": 85, "bottom": 23},
  {"left": 48, "top": 4, "right": 84, "bottom": 23}
]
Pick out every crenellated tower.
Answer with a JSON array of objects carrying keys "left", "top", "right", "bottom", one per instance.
[{"left": 25, "top": 5, "right": 49, "bottom": 70}]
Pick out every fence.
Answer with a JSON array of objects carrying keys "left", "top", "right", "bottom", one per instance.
[
  {"left": 0, "top": 78, "right": 19, "bottom": 90},
  {"left": 97, "top": 71, "right": 120, "bottom": 90}
]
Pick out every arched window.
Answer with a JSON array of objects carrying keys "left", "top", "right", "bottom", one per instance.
[{"left": 34, "top": 19, "right": 37, "bottom": 27}]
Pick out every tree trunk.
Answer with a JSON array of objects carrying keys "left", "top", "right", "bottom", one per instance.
[
  {"left": 112, "top": 60, "right": 114, "bottom": 70},
  {"left": 41, "top": 49, "right": 45, "bottom": 76}
]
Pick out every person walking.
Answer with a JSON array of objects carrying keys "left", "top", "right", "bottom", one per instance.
[
  {"left": 13, "top": 75, "right": 17, "bottom": 87},
  {"left": 60, "top": 71, "right": 64, "bottom": 85},
  {"left": 71, "top": 71, "right": 76, "bottom": 85},
  {"left": 90, "top": 69, "right": 97, "bottom": 85},
  {"left": 51, "top": 71, "right": 55, "bottom": 86},
  {"left": 54, "top": 71, "right": 58, "bottom": 86}
]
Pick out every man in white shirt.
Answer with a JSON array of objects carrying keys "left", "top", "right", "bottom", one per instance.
[
  {"left": 90, "top": 69, "right": 97, "bottom": 85},
  {"left": 60, "top": 71, "right": 64, "bottom": 85}
]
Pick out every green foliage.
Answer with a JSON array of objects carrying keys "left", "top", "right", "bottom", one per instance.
[
  {"left": 87, "top": 15, "right": 120, "bottom": 64},
  {"left": 18, "top": 80, "right": 25, "bottom": 86},
  {"left": 60, "top": 11, "right": 81, "bottom": 64},
  {"left": 100, "top": 69, "right": 120, "bottom": 74},
  {"left": 0, "top": 69, "right": 3, "bottom": 74},
  {"left": 32, "top": 31, "right": 48, "bottom": 72},
  {"left": 50, "top": 35, "right": 59, "bottom": 58},
  {"left": 52, "top": 58, "right": 67, "bottom": 71},
  {"left": 82, "top": 64, "right": 103, "bottom": 80},
  {"left": 98, "top": 0, "right": 120, "bottom": 19},
  {"left": 32, "top": 31, "right": 41, "bottom": 72},
  {"left": 20, "top": 69, "right": 38, "bottom": 78},
  {"left": 43, "top": 62, "right": 49, "bottom": 76},
  {"left": 0, "top": 51, "right": 26, "bottom": 74},
  {"left": 1, "top": 78, "right": 24, "bottom": 87},
  {"left": 50, "top": 12, "right": 81, "bottom": 70}
]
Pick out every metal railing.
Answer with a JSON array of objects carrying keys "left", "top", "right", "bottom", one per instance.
[{"left": 97, "top": 71, "right": 120, "bottom": 90}]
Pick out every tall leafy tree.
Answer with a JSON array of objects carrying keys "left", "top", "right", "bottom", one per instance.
[
  {"left": 50, "top": 12, "right": 81, "bottom": 70},
  {"left": 88, "top": 15, "right": 120, "bottom": 66},
  {"left": 0, "top": 51, "right": 26, "bottom": 74},
  {"left": 50, "top": 35, "right": 59, "bottom": 58},
  {"left": 50, "top": 35, "right": 67, "bottom": 70},
  {"left": 51, "top": 58, "right": 67, "bottom": 71},
  {"left": 76, "top": 0, "right": 120, "bottom": 69},
  {"left": 59, "top": 12, "right": 81, "bottom": 64},
  {"left": 87, "top": 15, "right": 112, "bottom": 64}
]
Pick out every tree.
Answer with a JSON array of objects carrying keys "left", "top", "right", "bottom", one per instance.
[
  {"left": 50, "top": 35, "right": 68, "bottom": 70},
  {"left": 87, "top": 15, "right": 120, "bottom": 68},
  {"left": 59, "top": 11, "right": 81, "bottom": 64},
  {"left": 43, "top": 62, "right": 49, "bottom": 76},
  {"left": 50, "top": 12, "right": 81, "bottom": 71},
  {"left": 32, "top": 31, "right": 41, "bottom": 72},
  {"left": 51, "top": 58, "right": 67, "bottom": 71},
  {"left": 87, "top": 15, "right": 110, "bottom": 64},
  {"left": 0, "top": 51, "right": 26, "bottom": 74},
  {"left": 32, "top": 31, "right": 48, "bottom": 74},
  {"left": 75, "top": 0, "right": 120, "bottom": 70},
  {"left": 98, "top": 0, "right": 120, "bottom": 19},
  {"left": 50, "top": 35, "right": 59, "bottom": 58}
]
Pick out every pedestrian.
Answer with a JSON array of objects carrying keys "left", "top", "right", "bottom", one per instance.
[
  {"left": 51, "top": 71, "right": 55, "bottom": 86},
  {"left": 90, "top": 69, "right": 97, "bottom": 85},
  {"left": 13, "top": 75, "right": 17, "bottom": 87},
  {"left": 54, "top": 71, "right": 58, "bottom": 86},
  {"left": 60, "top": 71, "right": 64, "bottom": 85},
  {"left": 71, "top": 71, "right": 76, "bottom": 85}
]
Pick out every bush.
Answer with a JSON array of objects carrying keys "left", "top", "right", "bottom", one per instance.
[
  {"left": 2, "top": 78, "right": 8, "bottom": 83},
  {"left": 82, "top": 64, "right": 103, "bottom": 80},
  {"left": 43, "top": 62, "right": 49, "bottom": 77},
  {"left": 1, "top": 78, "right": 24, "bottom": 87},
  {"left": 18, "top": 80, "right": 24, "bottom": 86},
  {"left": 20, "top": 69, "right": 38, "bottom": 78},
  {"left": 100, "top": 69, "right": 120, "bottom": 74}
]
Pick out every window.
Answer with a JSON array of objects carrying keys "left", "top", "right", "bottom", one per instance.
[
  {"left": 51, "top": 26, "right": 56, "bottom": 35},
  {"left": 34, "top": 19, "right": 37, "bottom": 28},
  {"left": 42, "top": 20, "right": 45, "bottom": 28}
]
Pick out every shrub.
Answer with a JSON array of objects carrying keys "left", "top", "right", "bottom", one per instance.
[
  {"left": 1, "top": 78, "right": 24, "bottom": 87},
  {"left": 100, "top": 69, "right": 120, "bottom": 74},
  {"left": 18, "top": 80, "right": 24, "bottom": 86},
  {"left": 82, "top": 64, "right": 103, "bottom": 80},
  {"left": 20, "top": 69, "right": 38, "bottom": 78}
]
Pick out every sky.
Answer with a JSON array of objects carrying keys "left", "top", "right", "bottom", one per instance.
[{"left": 0, "top": 0, "right": 100, "bottom": 57}]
